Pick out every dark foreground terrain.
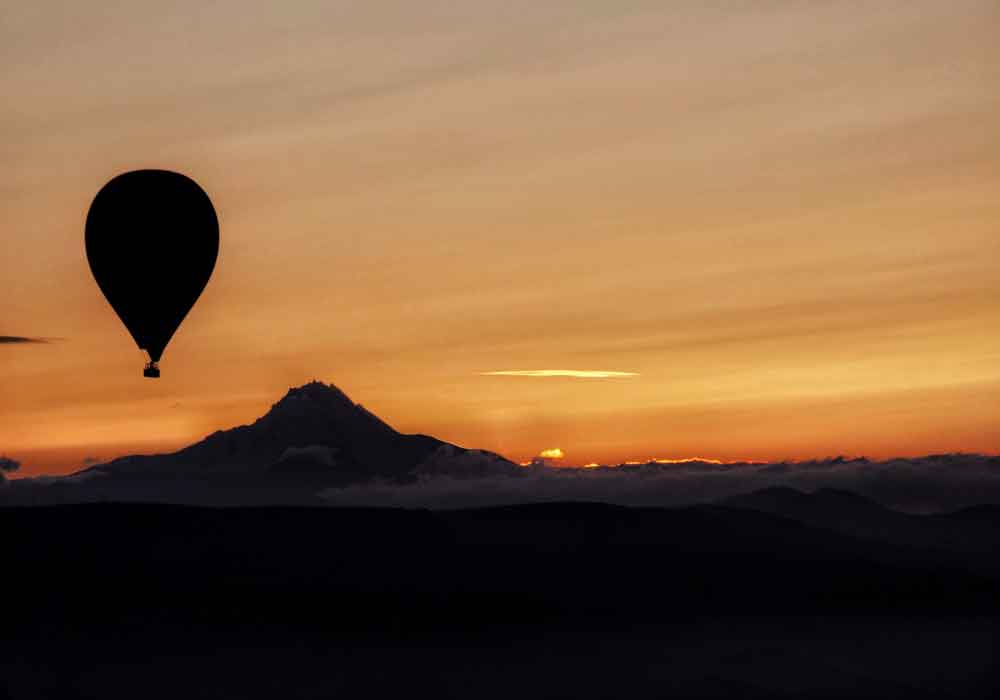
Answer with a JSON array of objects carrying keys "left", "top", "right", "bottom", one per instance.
[{"left": 3, "top": 499, "right": 998, "bottom": 699}]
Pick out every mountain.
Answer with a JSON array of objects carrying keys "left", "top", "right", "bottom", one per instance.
[
  {"left": 83, "top": 381, "right": 437, "bottom": 479},
  {"left": 723, "top": 486, "right": 891, "bottom": 527},
  {"left": 4, "top": 381, "right": 518, "bottom": 505},
  {"left": 722, "top": 487, "right": 1000, "bottom": 561}
]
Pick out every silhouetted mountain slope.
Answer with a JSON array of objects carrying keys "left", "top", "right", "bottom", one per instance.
[
  {"left": 722, "top": 487, "right": 1000, "bottom": 562},
  {"left": 936, "top": 504, "right": 1000, "bottom": 523},
  {"left": 4, "top": 502, "right": 998, "bottom": 618},
  {"left": 723, "top": 487, "right": 895, "bottom": 532},
  {"left": 81, "top": 381, "right": 447, "bottom": 478},
  {"left": 2, "top": 382, "right": 518, "bottom": 505}
]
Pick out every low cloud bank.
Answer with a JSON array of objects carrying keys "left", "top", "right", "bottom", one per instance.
[{"left": 321, "top": 454, "right": 1000, "bottom": 513}]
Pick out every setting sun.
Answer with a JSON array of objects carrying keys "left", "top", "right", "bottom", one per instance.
[{"left": 538, "top": 448, "right": 565, "bottom": 460}]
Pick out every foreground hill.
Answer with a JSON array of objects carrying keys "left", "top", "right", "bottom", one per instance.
[{"left": 2, "top": 501, "right": 998, "bottom": 699}]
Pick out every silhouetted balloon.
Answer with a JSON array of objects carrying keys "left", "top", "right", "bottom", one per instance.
[{"left": 86, "top": 170, "right": 219, "bottom": 378}]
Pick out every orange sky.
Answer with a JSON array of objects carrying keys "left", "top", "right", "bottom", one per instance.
[{"left": 3, "top": 1, "right": 1000, "bottom": 476}]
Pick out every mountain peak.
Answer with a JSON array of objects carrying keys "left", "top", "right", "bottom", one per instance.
[
  {"left": 284, "top": 380, "right": 345, "bottom": 397},
  {"left": 262, "top": 380, "right": 385, "bottom": 428},
  {"left": 275, "top": 380, "right": 352, "bottom": 406},
  {"left": 149, "top": 379, "right": 405, "bottom": 477}
]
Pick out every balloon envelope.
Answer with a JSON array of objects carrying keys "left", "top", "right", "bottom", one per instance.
[{"left": 85, "top": 170, "right": 218, "bottom": 373}]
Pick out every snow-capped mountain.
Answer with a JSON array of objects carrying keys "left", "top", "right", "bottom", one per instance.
[{"left": 29, "top": 381, "right": 521, "bottom": 502}]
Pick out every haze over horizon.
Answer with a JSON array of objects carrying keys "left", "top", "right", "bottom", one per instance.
[{"left": 3, "top": 1, "right": 1000, "bottom": 476}]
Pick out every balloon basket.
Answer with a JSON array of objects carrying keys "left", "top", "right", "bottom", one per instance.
[{"left": 143, "top": 362, "right": 160, "bottom": 378}]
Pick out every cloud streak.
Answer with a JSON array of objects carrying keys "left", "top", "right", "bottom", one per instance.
[
  {"left": 481, "top": 370, "right": 638, "bottom": 378},
  {"left": 0, "top": 336, "right": 49, "bottom": 344}
]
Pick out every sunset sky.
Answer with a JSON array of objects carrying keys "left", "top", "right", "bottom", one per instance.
[{"left": 3, "top": 0, "right": 999, "bottom": 476}]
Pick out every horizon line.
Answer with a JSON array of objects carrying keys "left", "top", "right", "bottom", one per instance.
[{"left": 480, "top": 369, "right": 639, "bottom": 378}]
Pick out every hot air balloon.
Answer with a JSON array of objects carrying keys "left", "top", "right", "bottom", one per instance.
[{"left": 85, "top": 170, "right": 219, "bottom": 378}]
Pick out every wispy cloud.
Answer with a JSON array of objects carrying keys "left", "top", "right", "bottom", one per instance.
[
  {"left": 481, "top": 370, "right": 638, "bottom": 378},
  {"left": 0, "top": 336, "right": 49, "bottom": 344}
]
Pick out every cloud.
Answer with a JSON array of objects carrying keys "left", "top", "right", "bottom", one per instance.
[
  {"left": 538, "top": 448, "right": 565, "bottom": 459},
  {"left": 0, "top": 336, "right": 49, "bottom": 344},
  {"left": 320, "top": 454, "right": 1000, "bottom": 514},
  {"left": 481, "top": 370, "right": 638, "bottom": 378},
  {"left": 0, "top": 456, "right": 20, "bottom": 472}
]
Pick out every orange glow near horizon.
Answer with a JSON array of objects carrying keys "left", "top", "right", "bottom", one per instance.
[{"left": 3, "top": 1, "right": 1000, "bottom": 476}]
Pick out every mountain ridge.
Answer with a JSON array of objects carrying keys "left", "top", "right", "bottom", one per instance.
[
  {"left": 41, "top": 381, "right": 519, "bottom": 500},
  {"left": 721, "top": 485, "right": 1000, "bottom": 558}
]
